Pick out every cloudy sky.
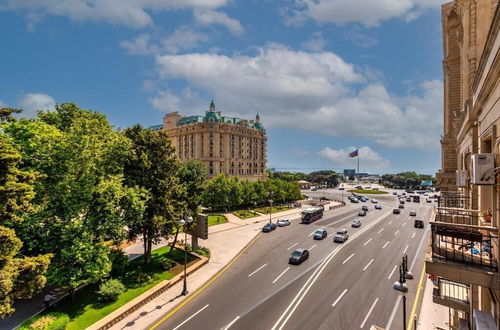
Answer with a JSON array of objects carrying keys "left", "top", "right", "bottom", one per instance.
[{"left": 0, "top": 0, "right": 446, "bottom": 174}]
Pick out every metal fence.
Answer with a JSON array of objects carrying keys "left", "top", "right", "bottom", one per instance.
[
  {"left": 430, "top": 222, "right": 498, "bottom": 271},
  {"left": 437, "top": 193, "right": 471, "bottom": 209},
  {"left": 436, "top": 277, "right": 470, "bottom": 305}
]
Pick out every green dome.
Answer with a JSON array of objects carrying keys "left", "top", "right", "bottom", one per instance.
[{"left": 204, "top": 111, "right": 221, "bottom": 123}]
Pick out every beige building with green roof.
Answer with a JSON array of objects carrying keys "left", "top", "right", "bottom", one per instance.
[{"left": 160, "top": 100, "right": 267, "bottom": 181}]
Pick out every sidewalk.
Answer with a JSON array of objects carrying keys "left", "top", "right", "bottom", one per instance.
[
  {"left": 109, "top": 205, "right": 343, "bottom": 330},
  {"left": 416, "top": 278, "right": 450, "bottom": 329}
]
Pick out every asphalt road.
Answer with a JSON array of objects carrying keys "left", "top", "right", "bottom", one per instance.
[{"left": 151, "top": 190, "right": 433, "bottom": 330}]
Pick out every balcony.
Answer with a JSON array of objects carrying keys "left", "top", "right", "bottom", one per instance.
[
  {"left": 426, "top": 221, "right": 499, "bottom": 289},
  {"left": 433, "top": 278, "right": 470, "bottom": 312},
  {"left": 438, "top": 193, "right": 471, "bottom": 209}
]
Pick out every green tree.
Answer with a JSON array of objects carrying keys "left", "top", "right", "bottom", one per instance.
[
  {"left": 0, "top": 132, "right": 51, "bottom": 318},
  {"left": 202, "top": 174, "right": 231, "bottom": 211},
  {"left": 177, "top": 160, "right": 206, "bottom": 216},
  {"left": 123, "top": 125, "right": 180, "bottom": 263},
  {"left": 0, "top": 107, "right": 22, "bottom": 123}
]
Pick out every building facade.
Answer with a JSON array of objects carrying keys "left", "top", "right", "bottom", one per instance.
[
  {"left": 430, "top": 1, "right": 499, "bottom": 328},
  {"left": 160, "top": 101, "right": 267, "bottom": 181}
]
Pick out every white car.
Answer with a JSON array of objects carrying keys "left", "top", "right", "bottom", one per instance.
[
  {"left": 277, "top": 219, "right": 291, "bottom": 227},
  {"left": 371, "top": 199, "right": 378, "bottom": 203}
]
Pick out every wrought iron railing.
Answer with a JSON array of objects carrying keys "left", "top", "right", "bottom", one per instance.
[
  {"left": 438, "top": 193, "right": 471, "bottom": 209},
  {"left": 435, "top": 278, "right": 470, "bottom": 305},
  {"left": 430, "top": 222, "right": 498, "bottom": 271}
]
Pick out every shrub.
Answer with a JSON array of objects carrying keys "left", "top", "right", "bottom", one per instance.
[
  {"left": 125, "top": 269, "right": 152, "bottom": 284},
  {"left": 97, "top": 279, "right": 126, "bottom": 302},
  {"left": 195, "top": 247, "right": 211, "bottom": 258},
  {"left": 19, "top": 312, "right": 69, "bottom": 330},
  {"left": 158, "top": 257, "right": 175, "bottom": 270},
  {"left": 109, "top": 249, "right": 128, "bottom": 277}
]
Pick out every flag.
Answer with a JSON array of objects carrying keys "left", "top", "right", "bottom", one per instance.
[{"left": 349, "top": 149, "right": 358, "bottom": 157}]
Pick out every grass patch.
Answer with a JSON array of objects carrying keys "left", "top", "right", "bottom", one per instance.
[
  {"left": 348, "top": 189, "right": 389, "bottom": 194},
  {"left": 207, "top": 215, "right": 228, "bottom": 226},
  {"left": 233, "top": 210, "right": 260, "bottom": 219},
  {"left": 21, "top": 246, "right": 194, "bottom": 330},
  {"left": 254, "top": 206, "right": 293, "bottom": 214}
]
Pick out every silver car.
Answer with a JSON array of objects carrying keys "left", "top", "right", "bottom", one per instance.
[
  {"left": 277, "top": 219, "right": 291, "bottom": 226},
  {"left": 351, "top": 219, "right": 361, "bottom": 228},
  {"left": 333, "top": 229, "right": 349, "bottom": 243}
]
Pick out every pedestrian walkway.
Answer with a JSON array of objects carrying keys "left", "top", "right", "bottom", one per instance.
[{"left": 416, "top": 278, "right": 450, "bottom": 329}]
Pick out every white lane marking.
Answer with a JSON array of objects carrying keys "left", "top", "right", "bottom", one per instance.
[
  {"left": 271, "top": 211, "right": 393, "bottom": 330},
  {"left": 172, "top": 304, "right": 209, "bottom": 330},
  {"left": 308, "top": 230, "right": 316, "bottom": 237},
  {"left": 221, "top": 315, "right": 240, "bottom": 330},
  {"left": 332, "top": 289, "right": 348, "bottom": 308},
  {"left": 388, "top": 220, "right": 393, "bottom": 225},
  {"left": 248, "top": 263, "right": 267, "bottom": 277},
  {"left": 342, "top": 253, "right": 355, "bottom": 264},
  {"left": 388, "top": 264, "right": 398, "bottom": 279},
  {"left": 412, "top": 232, "right": 416, "bottom": 239},
  {"left": 309, "top": 244, "right": 317, "bottom": 251},
  {"left": 377, "top": 228, "right": 384, "bottom": 234},
  {"left": 360, "top": 298, "right": 379, "bottom": 328},
  {"left": 363, "top": 258, "right": 374, "bottom": 271},
  {"left": 403, "top": 244, "right": 409, "bottom": 254},
  {"left": 363, "top": 238, "right": 372, "bottom": 246},
  {"left": 382, "top": 241, "right": 390, "bottom": 249},
  {"left": 272, "top": 267, "right": 290, "bottom": 284},
  {"left": 394, "top": 230, "right": 399, "bottom": 236},
  {"left": 286, "top": 242, "right": 298, "bottom": 251},
  {"left": 402, "top": 222, "right": 406, "bottom": 227},
  {"left": 328, "top": 232, "right": 335, "bottom": 237},
  {"left": 386, "top": 296, "right": 401, "bottom": 329}
]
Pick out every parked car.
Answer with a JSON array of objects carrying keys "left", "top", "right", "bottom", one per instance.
[
  {"left": 409, "top": 211, "right": 417, "bottom": 216},
  {"left": 414, "top": 219, "right": 424, "bottom": 228},
  {"left": 262, "top": 222, "right": 277, "bottom": 232},
  {"left": 313, "top": 229, "right": 328, "bottom": 240},
  {"left": 371, "top": 199, "right": 378, "bottom": 203},
  {"left": 398, "top": 204, "right": 405, "bottom": 209},
  {"left": 358, "top": 210, "right": 367, "bottom": 216},
  {"left": 289, "top": 248, "right": 309, "bottom": 265},
  {"left": 333, "top": 229, "right": 349, "bottom": 243},
  {"left": 277, "top": 219, "right": 291, "bottom": 227},
  {"left": 375, "top": 204, "right": 382, "bottom": 210},
  {"left": 393, "top": 208, "right": 401, "bottom": 214},
  {"left": 361, "top": 206, "right": 369, "bottom": 211},
  {"left": 351, "top": 219, "right": 361, "bottom": 228}
]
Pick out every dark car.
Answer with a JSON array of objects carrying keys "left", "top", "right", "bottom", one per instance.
[
  {"left": 313, "top": 229, "right": 327, "bottom": 240},
  {"left": 358, "top": 210, "right": 367, "bottom": 216},
  {"left": 262, "top": 222, "right": 277, "bottom": 232},
  {"left": 289, "top": 248, "right": 309, "bottom": 265},
  {"left": 398, "top": 204, "right": 404, "bottom": 209},
  {"left": 393, "top": 192, "right": 398, "bottom": 195},
  {"left": 393, "top": 208, "right": 401, "bottom": 214},
  {"left": 414, "top": 219, "right": 424, "bottom": 228},
  {"left": 409, "top": 211, "right": 417, "bottom": 216},
  {"left": 361, "top": 206, "right": 368, "bottom": 211}
]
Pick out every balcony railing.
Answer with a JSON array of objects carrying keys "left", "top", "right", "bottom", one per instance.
[
  {"left": 430, "top": 222, "right": 498, "bottom": 271},
  {"left": 435, "top": 207, "right": 480, "bottom": 225},
  {"left": 438, "top": 193, "right": 471, "bottom": 209},
  {"left": 434, "top": 278, "right": 470, "bottom": 305}
]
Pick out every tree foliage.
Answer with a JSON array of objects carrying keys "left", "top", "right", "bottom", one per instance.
[
  {"left": 123, "top": 125, "right": 180, "bottom": 263},
  {"left": 380, "top": 172, "right": 436, "bottom": 189}
]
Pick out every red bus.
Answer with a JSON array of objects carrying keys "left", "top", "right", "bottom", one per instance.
[{"left": 301, "top": 207, "right": 324, "bottom": 224}]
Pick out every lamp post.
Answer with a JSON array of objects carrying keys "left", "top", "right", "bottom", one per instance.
[
  {"left": 268, "top": 199, "right": 273, "bottom": 223},
  {"left": 179, "top": 216, "right": 193, "bottom": 296}
]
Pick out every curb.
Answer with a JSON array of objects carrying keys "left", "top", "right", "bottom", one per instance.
[{"left": 88, "top": 252, "right": 209, "bottom": 330}]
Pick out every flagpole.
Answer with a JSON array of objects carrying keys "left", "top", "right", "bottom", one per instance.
[{"left": 357, "top": 148, "right": 360, "bottom": 176}]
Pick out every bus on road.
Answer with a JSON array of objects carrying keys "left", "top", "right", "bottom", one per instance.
[{"left": 301, "top": 207, "right": 324, "bottom": 224}]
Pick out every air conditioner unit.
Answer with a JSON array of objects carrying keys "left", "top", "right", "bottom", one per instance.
[
  {"left": 455, "top": 170, "right": 468, "bottom": 187},
  {"left": 471, "top": 153, "right": 495, "bottom": 185}
]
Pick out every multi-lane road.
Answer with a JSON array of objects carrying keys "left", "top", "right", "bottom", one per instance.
[{"left": 151, "top": 191, "right": 433, "bottom": 330}]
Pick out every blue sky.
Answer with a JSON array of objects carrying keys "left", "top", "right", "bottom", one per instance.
[{"left": 0, "top": 0, "right": 446, "bottom": 175}]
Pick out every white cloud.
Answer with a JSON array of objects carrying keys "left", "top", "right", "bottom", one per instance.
[
  {"left": 301, "top": 31, "right": 326, "bottom": 52},
  {"left": 148, "top": 87, "right": 205, "bottom": 112},
  {"left": 287, "top": 0, "right": 445, "bottom": 27},
  {"left": 1, "top": 0, "right": 230, "bottom": 28},
  {"left": 194, "top": 9, "right": 243, "bottom": 35},
  {"left": 121, "top": 27, "right": 209, "bottom": 56},
  {"left": 318, "top": 146, "right": 390, "bottom": 170},
  {"left": 153, "top": 44, "right": 442, "bottom": 151},
  {"left": 343, "top": 28, "right": 378, "bottom": 48},
  {"left": 18, "top": 93, "right": 56, "bottom": 118}
]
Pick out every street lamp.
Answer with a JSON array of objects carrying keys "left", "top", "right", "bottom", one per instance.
[
  {"left": 268, "top": 199, "right": 273, "bottom": 223},
  {"left": 393, "top": 254, "right": 412, "bottom": 330},
  {"left": 179, "top": 215, "right": 193, "bottom": 296}
]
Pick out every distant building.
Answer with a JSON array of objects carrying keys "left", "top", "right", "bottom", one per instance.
[
  {"left": 343, "top": 169, "right": 356, "bottom": 177},
  {"left": 156, "top": 100, "right": 267, "bottom": 181},
  {"left": 297, "top": 180, "right": 311, "bottom": 190}
]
